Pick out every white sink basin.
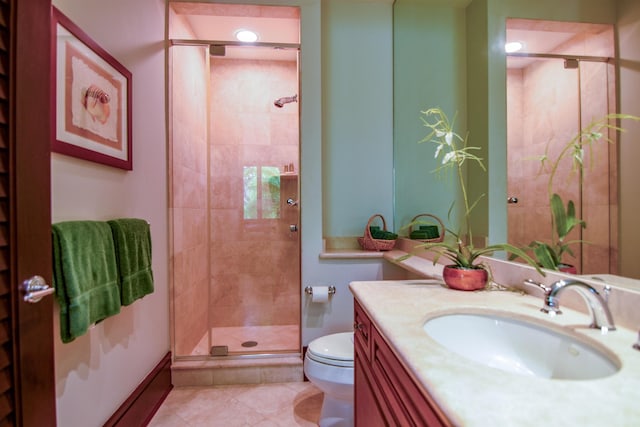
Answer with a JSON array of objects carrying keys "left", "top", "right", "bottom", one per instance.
[{"left": 423, "top": 312, "right": 620, "bottom": 380}]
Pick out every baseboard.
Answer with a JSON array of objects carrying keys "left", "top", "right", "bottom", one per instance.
[{"left": 103, "top": 352, "right": 173, "bottom": 427}]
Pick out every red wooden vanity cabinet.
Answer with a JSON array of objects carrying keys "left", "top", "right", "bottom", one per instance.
[{"left": 354, "top": 300, "right": 452, "bottom": 427}]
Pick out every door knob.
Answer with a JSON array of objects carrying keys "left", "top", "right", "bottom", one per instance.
[
  {"left": 21, "top": 275, "right": 55, "bottom": 303},
  {"left": 289, "top": 224, "right": 298, "bottom": 232},
  {"left": 507, "top": 196, "right": 519, "bottom": 204}
]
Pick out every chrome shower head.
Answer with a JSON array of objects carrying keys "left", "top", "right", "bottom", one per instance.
[{"left": 274, "top": 94, "right": 298, "bottom": 108}]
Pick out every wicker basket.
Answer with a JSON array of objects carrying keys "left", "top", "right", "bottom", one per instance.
[
  {"left": 408, "top": 213, "right": 445, "bottom": 243},
  {"left": 357, "top": 214, "right": 397, "bottom": 251}
]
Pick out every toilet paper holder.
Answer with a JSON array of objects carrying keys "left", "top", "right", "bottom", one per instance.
[{"left": 304, "top": 286, "right": 336, "bottom": 296}]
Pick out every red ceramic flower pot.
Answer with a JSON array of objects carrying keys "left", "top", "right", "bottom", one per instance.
[
  {"left": 442, "top": 265, "right": 488, "bottom": 291},
  {"left": 558, "top": 264, "right": 577, "bottom": 274}
]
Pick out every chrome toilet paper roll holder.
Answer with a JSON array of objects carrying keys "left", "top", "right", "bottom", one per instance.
[{"left": 304, "top": 286, "right": 336, "bottom": 296}]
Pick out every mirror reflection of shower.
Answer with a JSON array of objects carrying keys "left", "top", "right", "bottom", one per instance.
[
  {"left": 505, "top": 18, "right": 616, "bottom": 275},
  {"left": 274, "top": 94, "right": 298, "bottom": 108}
]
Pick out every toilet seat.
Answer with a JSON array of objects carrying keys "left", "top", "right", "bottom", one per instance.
[{"left": 307, "top": 332, "right": 354, "bottom": 367}]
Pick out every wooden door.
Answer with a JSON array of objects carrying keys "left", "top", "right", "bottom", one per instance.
[{"left": 0, "top": 0, "right": 56, "bottom": 425}]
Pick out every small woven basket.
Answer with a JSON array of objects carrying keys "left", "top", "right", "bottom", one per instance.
[
  {"left": 408, "top": 213, "right": 445, "bottom": 243},
  {"left": 358, "top": 214, "right": 397, "bottom": 251}
]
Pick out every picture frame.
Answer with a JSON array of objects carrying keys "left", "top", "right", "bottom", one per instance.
[{"left": 51, "top": 7, "right": 132, "bottom": 170}]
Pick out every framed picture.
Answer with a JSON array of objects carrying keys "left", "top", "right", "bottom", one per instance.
[{"left": 51, "top": 7, "right": 132, "bottom": 170}]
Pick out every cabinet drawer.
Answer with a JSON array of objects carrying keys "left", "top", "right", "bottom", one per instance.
[{"left": 353, "top": 300, "right": 372, "bottom": 361}]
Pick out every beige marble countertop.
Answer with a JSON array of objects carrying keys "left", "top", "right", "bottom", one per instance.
[{"left": 350, "top": 279, "right": 640, "bottom": 426}]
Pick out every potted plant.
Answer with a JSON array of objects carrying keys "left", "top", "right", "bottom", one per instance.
[
  {"left": 524, "top": 193, "right": 584, "bottom": 273},
  {"left": 400, "top": 107, "right": 543, "bottom": 290},
  {"left": 522, "top": 113, "right": 640, "bottom": 272}
]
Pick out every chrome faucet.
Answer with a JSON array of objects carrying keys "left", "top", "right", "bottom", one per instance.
[{"left": 539, "top": 279, "right": 616, "bottom": 332}]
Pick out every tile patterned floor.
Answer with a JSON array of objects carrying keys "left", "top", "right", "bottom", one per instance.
[{"left": 148, "top": 382, "right": 322, "bottom": 426}]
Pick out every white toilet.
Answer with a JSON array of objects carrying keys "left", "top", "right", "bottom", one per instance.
[{"left": 304, "top": 332, "right": 355, "bottom": 427}]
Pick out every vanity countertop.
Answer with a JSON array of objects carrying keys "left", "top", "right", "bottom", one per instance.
[{"left": 349, "top": 280, "right": 640, "bottom": 426}]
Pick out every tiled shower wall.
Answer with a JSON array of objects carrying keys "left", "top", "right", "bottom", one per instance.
[
  {"left": 169, "top": 10, "right": 210, "bottom": 356},
  {"left": 507, "top": 28, "right": 615, "bottom": 274},
  {"left": 209, "top": 58, "right": 300, "bottom": 333}
]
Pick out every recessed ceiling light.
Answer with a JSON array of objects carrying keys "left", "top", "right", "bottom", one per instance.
[
  {"left": 235, "top": 30, "right": 258, "bottom": 43},
  {"left": 505, "top": 41, "right": 523, "bottom": 53}
]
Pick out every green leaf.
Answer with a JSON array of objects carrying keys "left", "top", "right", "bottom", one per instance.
[
  {"left": 533, "top": 244, "right": 558, "bottom": 270},
  {"left": 551, "top": 193, "right": 568, "bottom": 239}
]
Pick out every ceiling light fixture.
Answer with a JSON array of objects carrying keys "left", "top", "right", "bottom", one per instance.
[
  {"left": 505, "top": 41, "right": 523, "bottom": 53},
  {"left": 235, "top": 29, "right": 258, "bottom": 43}
]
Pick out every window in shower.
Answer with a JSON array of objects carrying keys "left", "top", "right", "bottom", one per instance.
[{"left": 243, "top": 166, "right": 281, "bottom": 220}]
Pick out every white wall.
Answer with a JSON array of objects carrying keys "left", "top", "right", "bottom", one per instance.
[{"left": 51, "top": 0, "right": 168, "bottom": 425}]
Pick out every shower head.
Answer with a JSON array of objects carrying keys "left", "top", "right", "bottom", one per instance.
[{"left": 274, "top": 94, "right": 298, "bottom": 108}]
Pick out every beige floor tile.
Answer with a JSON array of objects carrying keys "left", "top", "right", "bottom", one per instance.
[{"left": 148, "top": 382, "right": 322, "bottom": 427}]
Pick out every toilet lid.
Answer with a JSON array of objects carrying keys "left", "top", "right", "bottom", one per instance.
[{"left": 307, "top": 332, "right": 354, "bottom": 365}]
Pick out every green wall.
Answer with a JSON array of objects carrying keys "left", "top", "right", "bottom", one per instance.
[
  {"left": 393, "top": 0, "right": 469, "bottom": 235},
  {"left": 322, "top": 0, "right": 394, "bottom": 237}
]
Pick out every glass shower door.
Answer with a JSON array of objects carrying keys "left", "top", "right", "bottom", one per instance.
[{"left": 208, "top": 52, "right": 301, "bottom": 356}]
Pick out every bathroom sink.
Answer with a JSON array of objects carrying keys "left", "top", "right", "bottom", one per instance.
[{"left": 423, "top": 312, "right": 619, "bottom": 380}]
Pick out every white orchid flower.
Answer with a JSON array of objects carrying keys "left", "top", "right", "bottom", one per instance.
[
  {"left": 434, "top": 144, "right": 443, "bottom": 158},
  {"left": 435, "top": 130, "right": 445, "bottom": 137},
  {"left": 442, "top": 151, "right": 455, "bottom": 164},
  {"left": 445, "top": 132, "right": 453, "bottom": 146}
]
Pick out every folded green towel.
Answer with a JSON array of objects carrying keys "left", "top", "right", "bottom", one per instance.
[
  {"left": 413, "top": 225, "right": 440, "bottom": 239},
  {"left": 107, "top": 218, "right": 154, "bottom": 306},
  {"left": 52, "top": 221, "right": 121, "bottom": 343},
  {"left": 410, "top": 230, "right": 429, "bottom": 239},
  {"left": 370, "top": 227, "right": 398, "bottom": 240}
]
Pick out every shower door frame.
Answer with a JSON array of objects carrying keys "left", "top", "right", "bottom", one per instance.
[{"left": 168, "top": 38, "right": 303, "bottom": 360}]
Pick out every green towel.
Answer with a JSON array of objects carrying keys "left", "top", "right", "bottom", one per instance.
[
  {"left": 107, "top": 218, "right": 154, "bottom": 306},
  {"left": 411, "top": 225, "right": 440, "bottom": 240},
  {"left": 52, "top": 221, "right": 121, "bottom": 343},
  {"left": 370, "top": 227, "right": 398, "bottom": 240}
]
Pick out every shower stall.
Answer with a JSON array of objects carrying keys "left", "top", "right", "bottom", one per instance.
[
  {"left": 168, "top": 3, "right": 301, "bottom": 359},
  {"left": 506, "top": 19, "right": 617, "bottom": 275}
]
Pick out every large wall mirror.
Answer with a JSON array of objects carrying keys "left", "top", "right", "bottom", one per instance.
[{"left": 392, "top": 0, "right": 640, "bottom": 281}]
